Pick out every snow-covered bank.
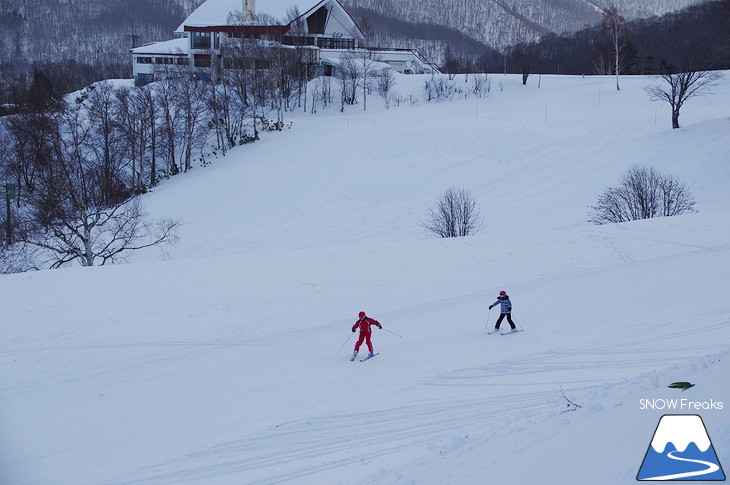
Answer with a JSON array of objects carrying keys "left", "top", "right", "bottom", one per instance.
[{"left": 1, "top": 73, "right": 729, "bottom": 484}]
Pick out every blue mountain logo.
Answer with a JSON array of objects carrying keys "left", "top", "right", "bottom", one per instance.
[{"left": 637, "top": 414, "right": 725, "bottom": 481}]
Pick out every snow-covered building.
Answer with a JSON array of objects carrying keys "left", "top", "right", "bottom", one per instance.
[{"left": 131, "top": 0, "right": 439, "bottom": 86}]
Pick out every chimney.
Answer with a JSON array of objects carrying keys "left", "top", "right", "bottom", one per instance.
[{"left": 243, "top": 0, "right": 255, "bottom": 21}]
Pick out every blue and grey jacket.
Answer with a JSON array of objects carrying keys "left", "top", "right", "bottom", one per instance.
[{"left": 490, "top": 295, "right": 512, "bottom": 314}]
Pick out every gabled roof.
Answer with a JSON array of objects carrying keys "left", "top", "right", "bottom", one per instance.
[
  {"left": 176, "top": 0, "right": 363, "bottom": 39},
  {"left": 177, "top": 0, "right": 321, "bottom": 31}
]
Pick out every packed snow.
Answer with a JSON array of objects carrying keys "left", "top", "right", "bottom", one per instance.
[{"left": 1, "top": 72, "right": 729, "bottom": 485}]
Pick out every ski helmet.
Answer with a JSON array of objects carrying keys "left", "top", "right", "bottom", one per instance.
[
  {"left": 359, "top": 311, "right": 366, "bottom": 318},
  {"left": 499, "top": 291, "right": 506, "bottom": 295}
]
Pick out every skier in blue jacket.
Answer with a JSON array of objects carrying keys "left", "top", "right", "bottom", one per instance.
[{"left": 489, "top": 291, "right": 516, "bottom": 333}]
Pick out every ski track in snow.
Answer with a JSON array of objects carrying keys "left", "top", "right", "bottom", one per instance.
[
  {"left": 110, "top": 384, "right": 557, "bottom": 485},
  {"left": 97, "top": 318, "right": 730, "bottom": 485}
]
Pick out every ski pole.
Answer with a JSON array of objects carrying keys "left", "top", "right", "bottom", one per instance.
[
  {"left": 381, "top": 327, "right": 402, "bottom": 338},
  {"left": 512, "top": 314, "right": 524, "bottom": 331},
  {"left": 336, "top": 331, "right": 354, "bottom": 355},
  {"left": 485, "top": 307, "right": 492, "bottom": 330}
]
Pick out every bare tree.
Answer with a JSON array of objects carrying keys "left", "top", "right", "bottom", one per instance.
[
  {"left": 443, "top": 45, "right": 460, "bottom": 80},
  {"left": 469, "top": 73, "right": 490, "bottom": 98},
  {"left": 310, "top": 76, "right": 333, "bottom": 113},
  {"left": 356, "top": 49, "right": 383, "bottom": 111},
  {"left": 139, "top": 85, "right": 159, "bottom": 187},
  {"left": 18, "top": 195, "right": 179, "bottom": 268},
  {"left": 220, "top": 39, "right": 254, "bottom": 145},
  {"left": 377, "top": 68, "right": 397, "bottom": 108},
  {"left": 339, "top": 51, "right": 360, "bottom": 111},
  {"left": 175, "top": 73, "right": 210, "bottom": 172},
  {"left": 285, "top": 6, "right": 310, "bottom": 111},
  {"left": 112, "top": 84, "right": 158, "bottom": 191},
  {"left": 512, "top": 41, "right": 538, "bottom": 86},
  {"left": 1, "top": 103, "right": 58, "bottom": 202},
  {"left": 591, "top": 44, "right": 614, "bottom": 76},
  {"left": 206, "top": 63, "right": 228, "bottom": 156},
  {"left": 645, "top": 62, "right": 721, "bottom": 129},
  {"left": 86, "top": 81, "right": 127, "bottom": 204},
  {"left": 113, "top": 87, "right": 142, "bottom": 188},
  {"left": 589, "top": 165, "right": 696, "bottom": 224},
  {"left": 602, "top": 6, "right": 628, "bottom": 91},
  {"left": 153, "top": 68, "right": 183, "bottom": 176},
  {"left": 13, "top": 99, "right": 179, "bottom": 268},
  {"left": 422, "top": 187, "right": 483, "bottom": 238}
]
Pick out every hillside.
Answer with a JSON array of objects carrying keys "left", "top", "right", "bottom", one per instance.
[
  {"left": 0, "top": 0, "right": 712, "bottom": 71},
  {"left": 346, "top": 0, "right": 711, "bottom": 46},
  {"left": 343, "top": 0, "right": 713, "bottom": 61},
  {"left": 0, "top": 0, "right": 198, "bottom": 68},
  {"left": 1, "top": 73, "right": 729, "bottom": 484}
]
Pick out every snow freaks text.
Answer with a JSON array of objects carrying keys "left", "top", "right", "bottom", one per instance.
[{"left": 639, "top": 399, "right": 724, "bottom": 411}]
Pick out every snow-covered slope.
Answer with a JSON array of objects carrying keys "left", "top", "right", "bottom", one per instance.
[{"left": 1, "top": 73, "right": 729, "bottom": 485}]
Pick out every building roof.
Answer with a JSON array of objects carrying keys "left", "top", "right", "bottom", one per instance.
[
  {"left": 175, "top": 0, "right": 336, "bottom": 33},
  {"left": 131, "top": 37, "right": 189, "bottom": 55}
]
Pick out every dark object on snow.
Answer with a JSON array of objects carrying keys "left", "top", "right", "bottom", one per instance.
[{"left": 668, "top": 381, "right": 695, "bottom": 391}]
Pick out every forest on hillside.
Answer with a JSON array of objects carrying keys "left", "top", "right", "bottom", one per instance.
[
  {"left": 0, "top": 0, "right": 199, "bottom": 102},
  {"left": 344, "top": 0, "right": 711, "bottom": 62},
  {"left": 457, "top": 0, "right": 730, "bottom": 76}
]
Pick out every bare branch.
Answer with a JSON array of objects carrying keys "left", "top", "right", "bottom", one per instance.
[{"left": 560, "top": 387, "right": 583, "bottom": 414}]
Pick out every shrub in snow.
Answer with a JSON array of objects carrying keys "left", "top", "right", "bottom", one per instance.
[
  {"left": 589, "top": 165, "right": 696, "bottom": 224},
  {"left": 422, "top": 187, "right": 483, "bottom": 238},
  {"left": 423, "top": 77, "right": 462, "bottom": 102},
  {"left": 469, "top": 74, "right": 491, "bottom": 98}
]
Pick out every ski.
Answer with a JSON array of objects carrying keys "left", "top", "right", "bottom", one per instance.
[
  {"left": 360, "top": 353, "right": 379, "bottom": 362},
  {"left": 500, "top": 329, "right": 524, "bottom": 335}
]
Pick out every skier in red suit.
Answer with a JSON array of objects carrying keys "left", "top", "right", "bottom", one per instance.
[{"left": 352, "top": 311, "right": 382, "bottom": 358}]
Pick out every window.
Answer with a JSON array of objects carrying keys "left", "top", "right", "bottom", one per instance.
[
  {"left": 135, "top": 73, "right": 154, "bottom": 86},
  {"left": 307, "top": 6, "right": 328, "bottom": 34},
  {"left": 317, "top": 37, "right": 355, "bottom": 49},
  {"left": 176, "top": 57, "right": 189, "bottom": 65},
  {"left": 137, "top": 57, "right": 153, "bottom": 64},
  {"left": 194, "top": 54, "right": 211, "bottom": 67},
  {"left": 192, "top": 32, "right": 212, "bottom": 49},
  {"left": 283, "top": 35, "right": 315, "bottom": 46}
]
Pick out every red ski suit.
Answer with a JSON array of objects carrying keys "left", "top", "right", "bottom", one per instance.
[{"left": 352, "top": 317, "right": 381, "bottom": 353}]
